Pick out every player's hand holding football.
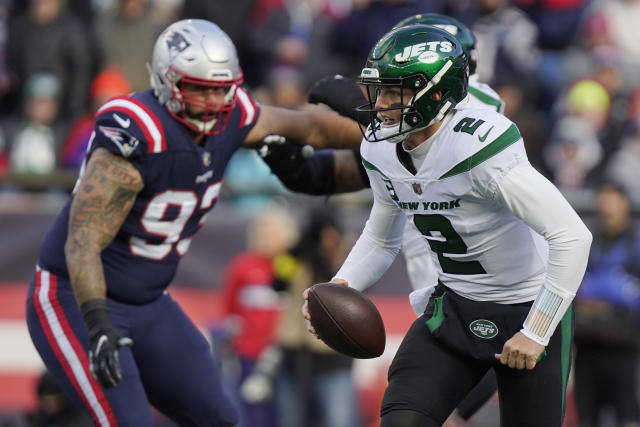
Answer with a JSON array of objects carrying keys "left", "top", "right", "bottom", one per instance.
[
  {"left": 302, "top": 278, "right": 348, "bottom": 338},
  {"left": 81, "top": 299, "right": 133, "bottom": 388},
  {"left": 495, "top": 331, "right": 545, "bottom": 370}
]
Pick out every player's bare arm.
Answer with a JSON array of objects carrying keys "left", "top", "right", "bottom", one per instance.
[
  {"left": 332, "top": 150, "right": 366, "bottom": 193},
  {"left": 243, "top": 104, "right": 362, "bottom": 149},
  {"left": 65, "top": 147, "right": 143, "bottom": 305}
]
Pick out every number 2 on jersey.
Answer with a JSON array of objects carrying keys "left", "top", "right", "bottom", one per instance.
[{"left": 414, "top": 214, "right": 486, "bottom": 275}]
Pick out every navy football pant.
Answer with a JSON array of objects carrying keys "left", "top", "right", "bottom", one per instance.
[{"left": 26, "top": 268, "right": 238, "bottom": 427}]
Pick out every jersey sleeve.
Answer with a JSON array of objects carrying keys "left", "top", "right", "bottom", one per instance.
[
  {"left": 495, "top": 162, "right": 592, "bottom": 296},
  {"left": 235, "top": 87, "right": 260, "bottom": 131},
  {"left": 334, "top": 151, "right": 405, "bottom": 291},
  {"left": 91, "top": 96, "right": 162, "bottom": 173},
  {"left": 467, "top": 81, "right": 506, "bottom": 114},
  {"left": 463, "top": 114, "right": 529, "bottom": 200},
  {"left": 495, "top": 161, "right": 592, "bottom": 345}
]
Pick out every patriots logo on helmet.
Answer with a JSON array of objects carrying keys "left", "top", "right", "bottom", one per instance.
[
  {"left": 98, "top": 125, "right": 140, "bottom": 158},
  {"left": 166, "top": 30, "right": 191, "bottom": 59}
]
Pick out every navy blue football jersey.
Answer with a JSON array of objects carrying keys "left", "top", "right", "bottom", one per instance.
[{"left": 38, "top": 89, "right": 259, "bottom": 303}]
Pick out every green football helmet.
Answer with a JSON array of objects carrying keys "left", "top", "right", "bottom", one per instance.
[
  {"left": 394, "top": 14, "right": 478, "bottom": 76},
  {"left": 357, "top": 24, "right": 468, "bottom": 143}
]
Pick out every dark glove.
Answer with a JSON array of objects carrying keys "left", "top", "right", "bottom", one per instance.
[
  {"left": 81, "top": 299, "right": 132, "bottom": 388},
  {"left": 307, "top": 74, "right": 370, "bottom": 125},
  {"left": 256, "top": 134, "right": 335, "bottom": 195},
  {"left": 256, "top": 134, "right": 314, "bottom": 176}
]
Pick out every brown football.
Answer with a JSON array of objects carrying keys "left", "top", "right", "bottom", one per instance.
[{"left": 307, "top": 283, "right": 385, "bottom": 359}]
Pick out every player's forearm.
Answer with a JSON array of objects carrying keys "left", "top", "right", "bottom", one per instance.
[
  {"left": 65, "top": 148, "right": 143, "bottom": 306},
  {"left": 335, "top": 197, "right": 405, "bottom": 291},
  {"left": 332, "top": 150, "right": 368, "bottom": 193},
  {"left": 303, "top": 110, "right": 362, "bottom": 150},
  {"left": 65, "top": 244, "right": 108, "bottom": 305},
  {"left": 335, "top": 230, "right": 401, "bottom": 292},
  {"left": 496, "top": 161, "right": 592, "bottom": 344}
]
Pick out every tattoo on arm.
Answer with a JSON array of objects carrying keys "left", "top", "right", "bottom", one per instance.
[{"left": 65, "top": 148, "right": 143, "bottom": 305}]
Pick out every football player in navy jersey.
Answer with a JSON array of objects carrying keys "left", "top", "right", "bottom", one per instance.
[{"left": 25, "top": 19, "right": 361, "bottom": 427}]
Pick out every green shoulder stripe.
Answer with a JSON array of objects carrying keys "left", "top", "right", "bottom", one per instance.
[
  {"left": 468, "top": 86, "right": 504, "bottom": 112},
  {"left": 439, "top": 124, "right": 521, "bottom": 180},
  {"left": 361, "top": 156, "right": 390, "bottom": 180}
]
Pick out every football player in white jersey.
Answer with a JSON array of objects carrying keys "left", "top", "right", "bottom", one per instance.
[
  {"left": 261, "top": 14, "right": 506, "bottom": 310},
  {"left": 301, "top": 25, "right": 591, "bottom": 427},
  {"left": 259, "top": 14, "right": 506, "bottom": 424}
]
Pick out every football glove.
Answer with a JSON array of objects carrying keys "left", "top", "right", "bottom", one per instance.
[
  {"left": 256, "top": 134, "right": 314, "bottom": 173},
  {"left": 256, "top": 134, "right": 335, "bottom": 195},
  {"left": 81, "top": 299, "right": 132, "bottom": 388},
  {"left": 307, "top": 74, "right": 370, "bottom": 125}
]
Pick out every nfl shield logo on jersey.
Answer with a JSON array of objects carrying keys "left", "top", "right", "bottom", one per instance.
[
  {"left": 412, "top": 183, "right": 422, "bottom": 195},
  {"left": 202, "top": 152, "right": 211, "bottom": 167}
]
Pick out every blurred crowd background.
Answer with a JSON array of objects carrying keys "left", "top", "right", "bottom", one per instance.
[
  {"left": 2, "top": 0, "right": 640, "bottom": 426},
  {"left": 1, "top": 0, "right": 640, "bottom": 201}
]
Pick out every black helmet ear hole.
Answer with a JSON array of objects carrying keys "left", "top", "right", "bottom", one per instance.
[
  {"left": 411, "top": 76, "right": 427, "bottom": 90},
  {"left": 404, "top": 111, "right": 422, "bottom": 126}
]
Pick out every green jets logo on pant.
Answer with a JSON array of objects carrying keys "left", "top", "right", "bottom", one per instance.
[{"left": 469, "top": 319, "right": 498, "bottom": 339}]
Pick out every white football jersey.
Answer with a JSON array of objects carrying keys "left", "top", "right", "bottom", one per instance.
[
  {"left": 401, "top": 80, "right": 506, "bottom": 307},
  {"left": 362, "top": 107, "right": 547, "bottom": 303},
  {"left": 466, "top": 79, "right": 505, "bottom": 113}
]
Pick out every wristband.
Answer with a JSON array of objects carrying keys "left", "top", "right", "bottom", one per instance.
[
  {"left": 80, "top": 299, "right": 111, "bottom": 335},
  {"left": 271, "top": 150, "right": 335, "bottom": 195},
  {"left": 522, "top": 282, "right": 574, "bottom": 346}
]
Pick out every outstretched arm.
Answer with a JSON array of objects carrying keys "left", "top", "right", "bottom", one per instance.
[
  {"left": 243, "top": 104, "right": 362, "bottom": 149},
  {"left": 257, "top": 135, "right": 369, "bottom": 195}
]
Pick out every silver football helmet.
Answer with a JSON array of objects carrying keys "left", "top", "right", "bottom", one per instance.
[{"left": 149, "top": 19, "right": 243, "bottom": 134}]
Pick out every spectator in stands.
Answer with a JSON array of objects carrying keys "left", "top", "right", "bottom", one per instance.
[
  {"left": 331, "top": 0, "right": 443, "bottom": 79},
  {"left": 544, "top": 79, "right": 610, "bottom": 190},
  {"left": 457, "top": 0, "right": 542, "bottom": 90},
  {"left": 574, "top": 182, "right": 640, "bottom": 427},
  {"left": 543, "top": 115, "right": 602, "bottom": 191},
  {"left": 7, "top": 0, "right": 92, "bottom": 120},
  {"left": 219, "top": 203, "right": 299, "bottom": 427},
  {"left": 605, "top": 89, "right": 640, "bottom": 204},
  {"left": 60, "top": 67, "right": 132, "bottom": 170},
  {"left": 580, "top": 0, "right": 640, "bottom": 88},
  {"left": 95, "top": 0, "right": 163, "bottom": 92},
  {"left": 271, "top": 207, "right": 361, "bottom": 427},
  {"left": 24, "top": 370, "right": 92, "bottom": 427},
  {"left": 222, "top": 146, "right": 290, "bottom": 216},
  {"left": 8, "top": 73, "right": 66, "bottom": 175}
]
